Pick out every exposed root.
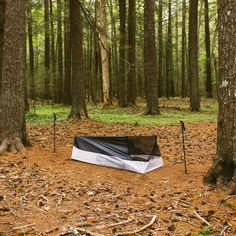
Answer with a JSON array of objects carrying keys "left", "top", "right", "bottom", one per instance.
[{"left": 0, "top": 137, "right": 26, "bottom": 154}]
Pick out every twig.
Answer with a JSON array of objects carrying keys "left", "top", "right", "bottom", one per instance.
[
  {"left": 193, "top": 211, "right": 211, "bottom": 226},
  {"left": 220, "top": 225, "right": 230, "bottom": 236},
  {"left": 108, "top": 219, "right": 133, "bottom": 228},
  {"left": 12, "top": 223, "right": 36, "bottom": 231},
  {"left": 116, "top": 215, "right": 157, "bottom": 236},
  {"left": 58, "top": 226, "right": 105, "bottom": 236},
  {"left": 223, "top": 195, "right": 236, "bottom": 201}
]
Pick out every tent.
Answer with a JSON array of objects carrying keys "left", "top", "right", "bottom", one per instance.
[{"left": 71, "top": 136, "right": 163, "bottom": 173}]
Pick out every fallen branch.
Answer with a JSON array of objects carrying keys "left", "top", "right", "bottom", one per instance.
[
  {"left": 223, "top": 195, "right": 236, "bottom": 201},
  {"left": 108, "top": 219, "right": 133, "bottom": 228},
  {"left": 58, "top": 226, "right": 105, "bottom": 236},
  {"left": 193, "top": 211, "right": 211, "bottom": 226},
  {"left": 12, "top": 223, "right": 36, "bottom": 231},
  {"left": 116, "top": 215, "right": 157, "bottom": 236},
  {"left": 220, "top": 225, "right": 230, "bottom": 236}
]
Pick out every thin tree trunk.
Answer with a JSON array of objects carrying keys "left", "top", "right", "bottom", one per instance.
[
  {"left": 158, "top": 0, "right": 163, "bottom": 97},
  {"left": 127, "top": 0, "right": 136, "bottom": 105},
  {"left": 27, "top": 0, "right": 35, "bottom": 100},
  {"left": 166, "top": 0, "right": 174, "bottom": 98},
  {"left": 188, "top": 0, "right": 200, "bottom": 111},
  {"left": 181, "top": 0, "right": 187, "bottom": 97},
  {"left": 0, "top": 0, "right": 28, "bottom": 152},
  {"left": 144, "top": 0, "right": 159, "bottom": 115},
  {"left": 204, "top": 0, "right": 212, "bottom": 98},
  {"left": 98, "top": 0, "right": 110, "bottom": 106},
  {"left": 57, "top": 0, "right": 63, "bottom": 103},
  {"left": 175, "top": 0, "right": 180, "bottom": 96},
  {"left": 204, "top": 0, "right": 236, "bottom": 193},
  {"left": 118, "top": 0, "right": 126, "bottom": 107},
  {"left": 63, "top": 0, "right": 71, "bottom": 105},
  {"left": 69, "top": 0, "right": 88, "bottom": 119},
  {"left": 44, "top": 0, "right": 50, "bottom": 101},
  {"left": 49, "top": 0, "right": 56, "bottom": 101},
  {"left": 0, "top": 0, "right": 5, "bottom": 94}
]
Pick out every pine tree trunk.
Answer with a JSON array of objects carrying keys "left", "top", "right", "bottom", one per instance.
[
  {"left": 57, "top": 0, "right": 63, "bottom": 103},
  {"left": 0, "top": 0, "right": 28, "bottom": 153},
  {"left": 127, "top": 0, "right": 136, "bottom": 105},
  {"left": 63, "top": 0, "right": 71, "bottom": 105},
  {"left": 44, "top": 0, "right": 50, "bottom": 100},
  {"left": 166, "top": 0, "right": 174, "bottom": 98},
  {"left": 49, "top": 0, "right": 56, "bottom": 101},
  {"left": 69, "top": 0, "right": 88, "bottom": 119},
  {"left": 144, "top": 0, "right": 159, "bottom": 115},
  {"left": 188, "top": 0, "right": 200, "bottom": 111},
  {"left": 204, "top": 0, "right": 212, "bottom": 98},
  {"left": 118, "top": 0, "right": 126, "bottom": 107},
  {"left": 175, "top": 0, "right": 180, "bottom": 96},
  {"left": 0, "top": 0, "right": 5, "bottom": 94},
  {"left": 27, "top": 0, "right": 35, "bottom": 100},
  {"left": 158, "top": 0, "right": 163, "bottom": 98},
  {"left": 181, "top": 0, "right": 187, "bottom": 97},
  {"left": 204, "top": 0, "right": 236, "bottom": 193},
  {"left": 98, "top": 0, "right": 110, "bottom": 106}
]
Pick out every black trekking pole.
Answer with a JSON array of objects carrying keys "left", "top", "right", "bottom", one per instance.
[
  {"left": 53, "top": 113, "right": 57, "bottom": 152},
  {"left": 180, "top": 120, "right": 187, "bottom": 174}
]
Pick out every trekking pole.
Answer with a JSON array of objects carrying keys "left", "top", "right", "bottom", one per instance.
[
  {"left": 180, "top": 120, "right": 187, "bottom": 174},
  {"left": 53, "top": 113, "right": 57, "bottom": 152}
]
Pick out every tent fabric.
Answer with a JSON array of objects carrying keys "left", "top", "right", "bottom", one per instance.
[{"left": 71, "top": 136, "right": 163, "bottom": 173}]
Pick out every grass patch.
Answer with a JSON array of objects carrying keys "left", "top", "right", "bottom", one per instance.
[
  {"left": 197, "top": 226, "right": 214, "bottom": 235},
  {"left": 26, "top": 99, "right": 218, "bottom": 126}
]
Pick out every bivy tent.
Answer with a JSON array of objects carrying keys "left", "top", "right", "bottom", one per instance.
[{"left": 71, "top": 136, "right": 163, "bottom": 173}]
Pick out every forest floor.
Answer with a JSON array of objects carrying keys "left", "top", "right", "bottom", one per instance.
[{"left": 0, "top": 99, "right": 236, "bottom": 236}]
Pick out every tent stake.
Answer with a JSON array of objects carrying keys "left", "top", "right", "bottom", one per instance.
[
  {"left": 53, "top": 113, "right": 57, "bottom": 152},
  {"left": 180, "top": 120, "right": 187, "bottom": 174}
]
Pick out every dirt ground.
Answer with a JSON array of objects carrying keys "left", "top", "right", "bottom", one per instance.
[{"left": 0, "top": 120, "right": 235, "bottom": 235}]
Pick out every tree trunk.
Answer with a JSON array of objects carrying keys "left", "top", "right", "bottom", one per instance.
[
  {"left": 118, "top": 0, "right": 126, "bottom": 107},
  {"left": 204, "top": 0, "right": 212, "bottom": 98},
  {"left": 63, "top": 0, "right": 71, "bottom": 105},
  {"left": 188, "top": 0, "right": 200, "bottom": 111},
  {"left": 175, "top": 0, "right": 180, "bottom": 96},
  {"left": 166, "top": 0, "right": 174, "bottom": 98},
  {"left": 158, "top": 0, "right": 163, "bottom": 97},
  {"left": 57, "top": 0, "right": 63, "bottom": 103},
  {"left": 98, "top": 0, "right": 110, "bottom": 106},
  {"left": 69, "top": 0, "right": 88, "bottom": 119},
  {"left": 144, "top": 0, "right": 159, "bottom": 115},
  {"left": 127, "top": 0, "right": 136, "bottom": 105},
  {"left": 27, "top": 0, "right": 35, "bottom": 100},
  {"left": 44, "top": 0, "right": 50, "bottom": 100},
  {"left": 0, "top": 0, "right": 28, "bottom": 153},
  {"left": 204, "top": 0, "right": 236, "bottom": 193},
  {"left": 49, "top": 0, "right": 56, "bottom": 101},
  {"left": 181, "top": 0, "right": 187, "bottom": 97},
  {"left": 0, "top": 0, "right": 5, "bottom": 94}
]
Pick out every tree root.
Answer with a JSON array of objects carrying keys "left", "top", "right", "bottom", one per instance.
[{"left": 0, "top": 137, "right": 26, "bottom": 154}]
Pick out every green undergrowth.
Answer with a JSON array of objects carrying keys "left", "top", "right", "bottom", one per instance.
[{"left": 26, "top": 99, "right": 218, "bottom": 126}]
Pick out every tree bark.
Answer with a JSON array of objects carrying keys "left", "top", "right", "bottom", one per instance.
[
  {"left": 127, "top": 0, "right": 136, "bottom": 105},
  {"left": 49, "top": 0, "right": 56, "bottom": 101},
  {"left": 69, "top": 0, "right": 88, "bottom": 119},
  {"left": 158, "top": 0, "right": 163, "bottom": 98},
  {"left": 175, "top": 0, "right": 180, "bottom": 96},
  {"left": 188, "top": 0, "right": 200, "bottom": 111},
  {"left": 166, "top": 0, "right": 174, "bottom": 98},
  {"left": 118, "top": 0, "right": 126, "bottom": 107},
  {"left": 204, "top": 0, "right": 236, "bottom": 193},
  {"left": 0, "top": 0, "right": 28, "bottom": 153},
  {"left": 0, "top": 0, "right": 5, "bottom": 95},
  {"left": 98, "top": 0, "right": 110, "bottom": 106},
  {"left": 144, "top": 0, "right": 159, "bottom": 115},
  {"left": 57, "top": 0, "right": 63, "bottom": 103},
  {"left": 44, "top": 0, "right": 50, "bottom": 100},
  {"left": 204, "top": 0, "right": 213, "bottom": 98},
  {"left": 181, "top": 0, "right": 187, "bottom": 97},
  {"left": 63, "top": 0, "right": 71, "bottom": 105}
]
